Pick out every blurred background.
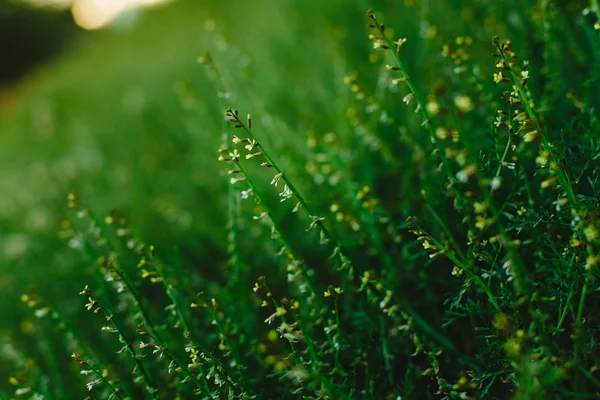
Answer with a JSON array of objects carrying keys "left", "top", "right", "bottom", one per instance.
[
  {"left": 1, "top": 0, "right": 170, "bottom": 86},
  {"left": 0, "top": 0, "right": 376, "bottom": 349},
  {"left": 0, "top": 0, "right": 228, "bottom": 345}
]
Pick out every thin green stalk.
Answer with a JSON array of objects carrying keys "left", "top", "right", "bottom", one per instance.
[
  {"left": 72, "top": 353, "right": 124, "bottom": 400},
  {"left": 424, "top": 201, "right": 466, "bottom": 262},
  {"left": 424, "top": 232, "right": 502, "bottom": 313},
  {"left": 379, "top": 315, "right": 393, "bottom": 385},
  {"left": 591, "top": 0, "right": 600, "bottom": 27},
  {"left": 260, "top": 280, "right": 339, "bottom": 397},
  {"left": 27, "top": 293, "right": 138, "bottom": 398},
  {"left": 494, "top": 40, "right": 598, "bottom": 373},
  {"left": 366, "top": 11, "right": 461, "bottom": 191},
  {"left": 213, "top": 63, "right": 244, "bottom": 290},
  {"left": 228, "top": 186, "right": 243, "bottom": 287},
  {"left": 79, "top": 290, "right": 153, "bottom": 398},
  {"left": 71, "top": 203, "right": 213, "bottom": 395},
  {"left": 109, "top": 267, "right": 214, "bottom": 395},
  {"left": 444, "top": 99, "right": 534, "bottom": 297},
  {"left": 227, "top": 155, "right": 343, "bottom": 372},
  {"left": 200, "top": 298, "right": 250, "bottom": 390},
  {"left": 495, "top": 42, "right": 579, "bottom": 210},
  {"left": 495, "top": 104, "right": 514, "bottom": 177},
  {"left": 555, "top": 258, "right": 577, "bottom": 332},
  {"left": 227, "top": 109, "right": 336, "bottom": 241},
  {"left": 574, "top": 256, "right": 593, "bottom": 362},
  {"left": 205, "top": 55, "right": 344, "bottom": 387},
  {"left": 137, "top": 250, "right": 242, "bottom": 391}
]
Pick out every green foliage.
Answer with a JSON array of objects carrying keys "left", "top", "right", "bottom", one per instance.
[{"left": 1, "top": 0, "right": 600, "bottom": 398}]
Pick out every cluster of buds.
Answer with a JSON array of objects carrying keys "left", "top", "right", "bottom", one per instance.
[
  {"left": 70, "top": 353, "right": 118, "bottom": 394},
  {"left": 441, "top": 36, "right": 474, "bottom": 74},
  {"left": 218, "top": 148, "right": 240, "bottom": 163},
  {"left": 137, "top": 245, "right": 163, "bottom": 284},
  {"left": 356, "top": 185, "right": 380, "bottom": 212},
  {"left": 253, "top": 276, "right": 270, "bottom": 296},
  {"left": 366, "top": 10, "right": 408, "bottom": 55},
  {"left": 99, "top": 256, "right": 128, "bottom": 293},
  {"left": 21, "top": 293, "right": 51, "bottom": 319},
  {"left": 103, "top": 209, "right": 131, "bottom": 238},
  {"left": 264, "top": 298, "right": 302, "bottom": 344},
  {"left": 79, "top": 285, "right": 103, "bottom": 314},
  {"left": 492, "top": 38, "right": 533, "bottom": 112},
  {"left": 225, "top": 108, "right": 247, "bottom": 129},
  {"left": 67, "top": 192, "right": 91, "bottom": 222},
  {"left": 492, "top": 37, "right": 530, "bottom": 87},
  {"left": 330, "top": 202, "right": 360, "bottom": 232},
  {"left": 190, "top": 291, "right": 219, "bottom": 313},
  {"left": 185, "top": 346, "right": 205, "bottom": 370},
  {"left": 220, "top": 111, "right": 280, "bottom": 191},
  {"left": 305, "top": 133, "right": 346, "bottom": 186},
  {"left": 67, "top": 191, "right": 83, "bottom": 209},
  {"left": 324, "top": 285, "right": 344, "bottom": 301},
  {"left": 407, "top": 219, "right": 447, "bottom": 260},
  {"left": 344, "top": 72, "right": 367, "bottom": 101}
]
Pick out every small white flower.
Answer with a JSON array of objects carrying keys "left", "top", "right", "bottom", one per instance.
[
  {"left": 240, "top": 189, "right": 253, "bottom": 199},
  {"left": 279, "top": 185, "right": 293, "bottom": 202},
  {"left": 491, "top": 176, "right": 502, "bottom": 190},
  {"left": 86, "top": 379, "right": 101, "bottom": 391},
  {"left": 270, "top": 172, "right": 283, "bottom": 187}
]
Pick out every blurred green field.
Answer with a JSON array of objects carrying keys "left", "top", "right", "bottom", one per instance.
[
  {"left": 1, "top": 0, "right": 599, "bottom": 398},
  {"left": 0, "top": 0, "right": 386, "bottom": 334}
]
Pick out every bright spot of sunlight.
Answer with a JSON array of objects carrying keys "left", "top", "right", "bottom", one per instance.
[
  {"left": 23, "top": 0, "right": 172, "bottom": 30},
  {"left": 72, "top": 0, "right": 128, "bottom": 30}
]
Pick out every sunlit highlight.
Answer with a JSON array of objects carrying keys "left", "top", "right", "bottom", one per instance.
[{"left": 25, "top": 0, "right": 172, "bottom": 30}]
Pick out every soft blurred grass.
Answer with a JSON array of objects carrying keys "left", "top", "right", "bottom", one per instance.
[
  {"left": 0, "top": 0, "right": 371, "bottom": 330},
  {"left": 0, "top": 0, "right": 218, "bottom": 335}
]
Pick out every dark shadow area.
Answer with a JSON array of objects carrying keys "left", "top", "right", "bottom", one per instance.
[{"left": 0, "top": 0, "right": 79, "bottom": 86}]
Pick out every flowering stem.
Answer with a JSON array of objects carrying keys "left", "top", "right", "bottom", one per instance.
[
  {"left": 445, "top": 99, "right": 534, "bottom": 299},
  {"left": 204, "top": 56, "right": 344, "bottom": 377},
  {"left": 424, "top": 201, "right": 466, "bottom": 261},
  {"left": 227, "top": 110, "right": 458, "bottom": 354},
  {"left": 33, "top": 293, "right": 138, "bottom": 398},
  {"left": 574, "top": 250, "right": 594, "bottom": 364},
  {"left": 228, "top": 110, "right": 335, "bottom": 239},
  {"left": 261, "top": 280, "right": 339, "bottom": 395},
  {"left": 495, "top": 104, "right": 514, "bottom": 177},
  {"left": 425, "top": 232, "right": 502, "bottom": 313},
  {"left": 73, "top": 354, "right": 124, "bottom": 400},
  {"left": 496, "top": 45, "right": 579, "bottom": 210},
  {"left": 81, "top": 292, "right": 155, "bottom": 397},
  {"left": 110, "top": 268, "right": 214, "bottom": 394},
  {"left": 495, "top": 41, "right": 597, "bottom": 370},
  {"left": 366, "top": 11, "right": 458, "bottom": 186},
  {"left": 229, "top": 156, "right": 344, "bottom": 370},
  {"left": 555, "top": 259, "right": 577, "bottom": 332}
]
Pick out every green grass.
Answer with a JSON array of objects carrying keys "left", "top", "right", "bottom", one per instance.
[{"left": 1, "top": 0, "right": 600, "bottom": 398}]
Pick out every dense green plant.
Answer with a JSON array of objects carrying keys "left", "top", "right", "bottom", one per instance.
[{"left": 2, "top": 0, "right": 600, "bottom": 399}]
